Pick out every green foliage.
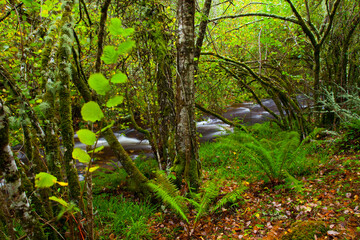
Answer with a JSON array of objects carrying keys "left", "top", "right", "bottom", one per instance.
[
  {"left": 238, "top": 131, "right": 302, "bottom": 184},
  {"left": 88, "top": 73, "right": 111, "bottom": 95},
  {"left": 249, "top": 122, "right": 283, "bottom": 141},
  {"left": 192, "top": 180, "right": 220, "bottom": 223},
  {"left": 35, "top": 172, "right": 57, "bottom": 188},
  {"left": 147, "top": 178, "right": 188, "bottom": 222},
  {"left": 49, "top": 196, "right": 69, "bottom": 207},
  {"left": 77, "top": 129, "right": 97, "bottom": 145},
  {"left": 101, "top": 45, "right": 120, "bottom": 64},
  {"left": 337, "top": 119, "right": 360, "bottom": 151},
  {"left": 72, "top": 148, "right": 90, "bottom": 163},
  {"left": 106, "top": 95, "right": 124, "bottom": 108},
  {"left": 81, "top": 101, "right": 104, "bottom": 122},
  {"left": 109, "top": 18, "right": 135, "bottom": 37},
  {"left": 94, "top": 194, "right": 156, "bottom": 239},
  {"left": 111, "top": 72, "right": 127, "bottom": 84},
  {"left": 211, "top": 184, "right": 247, "bottom": 213},
  {"left": 93, "top": 168, "right": 127, "bottom": 195},
  {"left": 117, "top": 40, "right": 136, "bottom": 55}
]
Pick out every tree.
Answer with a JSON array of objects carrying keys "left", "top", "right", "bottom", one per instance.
[{"left": 173, "top": 0, "right": 201, "bottom": 190}]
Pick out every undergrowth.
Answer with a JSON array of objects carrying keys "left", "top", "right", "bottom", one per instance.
[{"left": 93, "top": 193, "right": 156, "bottom": 239}]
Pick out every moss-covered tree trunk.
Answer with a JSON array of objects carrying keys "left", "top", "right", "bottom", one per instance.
[
  {"left": 174, "top": 0, "right": 201, "bottom": 191},
  {"left": 0, "top": 101, "right": 46, "bottom": 239},
  {"left": 57, "top": 0, "right": 81, "bottom": 206}
]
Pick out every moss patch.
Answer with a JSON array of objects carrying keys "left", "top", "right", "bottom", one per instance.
[{"left": 280, "top": 220, "right": 328, "bottom": 240}]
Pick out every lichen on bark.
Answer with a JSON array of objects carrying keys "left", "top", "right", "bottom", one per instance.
[
  {"left": 0, "top": 101, "right": 46, "bottom": 239},
  {"left": 57, "top": 0, "right": 82, "bottom": 206}
]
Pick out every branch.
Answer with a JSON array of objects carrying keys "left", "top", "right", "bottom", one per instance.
[
  {"left": 284, "top": 0, "right": 317, "bottom": 47},
  {"left": 221, "top": 65, "right": 281, "bottom": 123},
  {"left": 194, "top": 0, "right": 212, "bottom": 68},
  {"left": 0, "top": 3, "right": 23, "bottom": 23},
  {"left": 95, "top": 0, "right": 111, "bottom": 73},
  {"left": 195, "top": 103, "right": 248, "bottom": 132},
  {"left": 319, "top": 0, "right": 341, "bottom": 47},
  {"left": 208, "top": 12, "right": 299, "bottom": 25},
  {"left": 0, "top": 65, "right": 45, "bottom": 138}
]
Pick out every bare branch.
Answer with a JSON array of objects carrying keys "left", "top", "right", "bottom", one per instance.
[{"left": 208, "top": 12, "right": 299, "bottom": 24}]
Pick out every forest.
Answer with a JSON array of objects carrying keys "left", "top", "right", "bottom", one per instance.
[{"left": 0, "top": 0, "right": 360, "bottom": 239}]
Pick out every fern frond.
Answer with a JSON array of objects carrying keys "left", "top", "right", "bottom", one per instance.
[
  {"left": 147, "top": 182, "right": 188, "bottom": 222},
  {"left": 212, "top": 185, "right": 247, "bottom": 213},
  {"left": 194, "top": 180, "right": 220, "bottom": 223}
]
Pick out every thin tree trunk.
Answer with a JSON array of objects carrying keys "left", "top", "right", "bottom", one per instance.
[
  {"left": 57, "top": 0, "right": 82, "bottom": 207},
  {"left": 174, "top": 0, "right": 200, "bottom": 191}
]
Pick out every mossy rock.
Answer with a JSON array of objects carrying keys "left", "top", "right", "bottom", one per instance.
[{"left": 280, "top": 220, "right": 328, "bottom": 240}]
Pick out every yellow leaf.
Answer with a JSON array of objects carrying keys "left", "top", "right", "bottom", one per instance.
[
  {"left": 56, "top": 181, "right": 68, "bottom": 186},
  {"left": 36, "top": 99, "right": 43, "bottom": 103},
  {"left": 89, "top": 166, "right": 99, "bottom": 173}
]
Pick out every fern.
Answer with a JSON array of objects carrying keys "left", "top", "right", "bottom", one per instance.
[
  {"left": 283, "top": 170, "right": 304, "bottom": 193},
  {"left": 194, "top": 180, "right": 220, "bottom": 223},
  {"left": 212, "top": 185, "right": 247, "bottom": 213},
  {"left": 237, "top": 131, "right": 304, "bottom": 184},
  {"left": 147, "top": 182, "right": 189, "bottom": 223}
]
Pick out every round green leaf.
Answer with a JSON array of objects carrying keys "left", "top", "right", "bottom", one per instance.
[
  {"left": 81, "top": 101, "right": 104, "bottom": 122},
  {"left": 88, "top": 73, "right": 111, "bottom": 95},
  {"left": 72, "top": 148, "right": 91, "bottom": 163},
  {"left": 35, "top": 172, "right": 57, "bottom": 188},
  {"left": 101, "top": 45, "right": 120, "bottom": 64},
  {"left": 106, "top": 95, "right": 124, "bottom": 108},
  {"left": 77, "top": 129, "right": 96, "bottom": 145},
  {"left": 111, "top": 72, "right": 127, "bottom": 84}
]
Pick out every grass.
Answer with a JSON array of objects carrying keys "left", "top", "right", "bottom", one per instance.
[{"left": 93, "top": 193, "right": 156, "bottom": 239}]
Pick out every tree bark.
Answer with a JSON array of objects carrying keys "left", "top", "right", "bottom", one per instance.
[
  {"left": 57, "top": 0, "right": 82, "bottom": 206},
  {"left": 174, "top": 0, "right": 200, "bottom": 190},
  {"left": 0, "top": 101, "right": 46, "bottom": 239}
]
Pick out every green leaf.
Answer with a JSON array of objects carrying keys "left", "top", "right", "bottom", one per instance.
[
  {"left": 101, "top": 45, "right": 120, "bottom": 64},
  {"left": 88, "top": 146, "right": 104, "bottom": 154},
  {"left": 122, "top": 28, "right": 135, "bottom": 37},
  {"left": 81, "top": 101, "right": 104, "bottom": 122},
  {"left": 111, "top": 72, "right": 127, "bottom": 84},
  {"left": 35, "top": 172, "right": 57, "bottom": 188},
  {"left": 106, "top": 95, "right": 124, "bottom": 108},
  {"left": 109, "top": 18, "right": 123, "bottom": 36},
  {"left": 109, "top": 18, "right": 135, "bottom": 37},
  {"left": 77, "top": 129, "right": 96, "bottom": 145},
  {"left": 117, "top": 40, "right": 135, "bottom": 55},
  {"left": 49, "top": 196, "right": 69, "bottom": 207},
  {"left": 72, "top": 148, "right": 91, "bottom": 163},
  {"left": 88, "top": 73, "right": 111, "bottom": 95}
]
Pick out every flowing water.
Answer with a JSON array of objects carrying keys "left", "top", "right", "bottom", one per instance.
[
  {"left": 13, "top": 96, "right": 309, "bottom": 180},
  {"left": 74, "top": 96, "right": 311, "bottom": 176}
]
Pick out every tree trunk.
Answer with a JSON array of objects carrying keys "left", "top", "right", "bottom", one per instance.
[
  {"left": 57, "top": 0, "right": 82, "bottom": 206},
  {"left": 0, "top": 101, "right": 46, "bottom": 239},
  {"left": 174, "top": 0, "right": 201, "bottom": 191}
]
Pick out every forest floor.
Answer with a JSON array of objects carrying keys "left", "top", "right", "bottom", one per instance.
[{"left": 147, "top": 151, "right": 360, "bottom": 239}]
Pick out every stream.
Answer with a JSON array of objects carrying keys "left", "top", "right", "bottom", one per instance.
[{"left": 74, "top": 95, "right": 310, "bottom": 178}]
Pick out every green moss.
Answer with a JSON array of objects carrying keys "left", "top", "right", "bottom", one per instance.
[{"left": 281, "top": 220, "right": 328, "bottom": 240}]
